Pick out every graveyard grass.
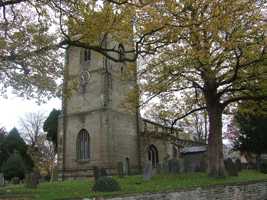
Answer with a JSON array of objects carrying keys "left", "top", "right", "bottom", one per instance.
[{"left": 1, "top": 170, "right": 267, "bottom": 200}]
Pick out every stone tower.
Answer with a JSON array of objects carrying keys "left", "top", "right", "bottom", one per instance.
[{"left": 57, "top": 39, "right": 140, "bottom": 179}]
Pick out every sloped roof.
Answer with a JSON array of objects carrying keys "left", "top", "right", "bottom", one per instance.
[{"left": 181, "top": 146, "right": 207, "bottom": 154}]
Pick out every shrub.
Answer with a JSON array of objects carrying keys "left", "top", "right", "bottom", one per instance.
[
  {"left": 224, "top": 158, "right": 238, "bottom": 176},
  {"left": 1, "top": 152, "right": 26, "bottom": 180},
  {"left": 92, "top": 176, "right": 121, "bottom": 192},
  {"left": 259, "top": 161, "right": 267, "bottom": 174}
]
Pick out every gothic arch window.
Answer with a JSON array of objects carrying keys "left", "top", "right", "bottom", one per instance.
[
  {"left": 148, "top": 144, "right": 159, "bottom": 168},
  {"left": 77, "top": 129, "right": 90, "bottom": 160}
]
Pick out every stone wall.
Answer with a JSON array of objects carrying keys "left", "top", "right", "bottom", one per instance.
[{"left": 107, "top": 181, "right": 267, "bottom": 200}]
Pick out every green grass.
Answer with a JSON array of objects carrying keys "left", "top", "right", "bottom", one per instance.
[{"left": 0, "top": 170, "right": 267, "bottom": 200}]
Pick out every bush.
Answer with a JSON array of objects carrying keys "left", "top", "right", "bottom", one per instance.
[
  {"left": 1, "top": 152, "right": 26, "bottom": 180},
  {"left": 92, "top": 177, "right": 121, "bottom": 192},
  {"left": 259, "top": 161, "right": 267, "bottom": 174}
]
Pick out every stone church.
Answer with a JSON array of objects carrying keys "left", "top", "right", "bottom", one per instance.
[{"left": 57, "top": 38, "right": 200, "bottom": 180}]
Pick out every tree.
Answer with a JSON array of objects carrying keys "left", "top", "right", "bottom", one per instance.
[
  {"left": 20, "top": 112, "right": 46, "bottom": 147},
  {"left": 234, "top": 101, "right": 267, "bottom": 168},
  {"left": 43, "top": 109, "right": 61, "bottom": 151},
  {"left": 1, "top": 152, "right": 26, "bottom": 180},
  {"left": 136, "top": 1, "right": 267, "bottom": 177},
  {"left": 2, "top": 128, "right": 33, "bottom": 171}
]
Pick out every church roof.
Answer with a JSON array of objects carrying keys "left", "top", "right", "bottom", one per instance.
[{"left": 181, "top": 146, "right": 207, "bottom": 154}]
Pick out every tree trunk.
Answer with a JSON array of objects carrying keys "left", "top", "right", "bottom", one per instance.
[{"left": 207, "top": 105, "right": 226, "bottom": 177}]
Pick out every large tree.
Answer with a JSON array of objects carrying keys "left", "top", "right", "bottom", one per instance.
[
  {"left": 135, "top": 1, "right": 267, "bottom": 177},
  {"left": 20, "top": 112, "right": 46, "bottom": 147},
  {"left": 43, "top": 109, "right": 61, "bottom": 151}
]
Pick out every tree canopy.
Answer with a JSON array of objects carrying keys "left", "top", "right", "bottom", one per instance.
[{"left": 234, "top": 101, "right": 267, "bottom": 156}]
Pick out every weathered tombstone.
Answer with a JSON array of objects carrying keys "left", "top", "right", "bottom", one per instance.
[
  {"left": 235, "top": 158, "right": 242, "bottom": 172},
  {"left": 117, "top": 162, "right": 124, "bottom": 178},
  {"left": 143, "top": 162, "right": 152, "bottom": 181},
  {"left": 198, "top": 156, "right": 207, "bottom": 172},
  {"left": 179, "top": 159, "right": 185, "bottom": 173},
  {"left": 162, "top": 160, "right": 169, "bottom": 174},
  {"left": 25, "top": 172, "right": 39, "bottom": 189},
  {"left": 224, "top": 158, "right": 238, "bottom": 176},
  {"left": 0, "top": 173, "right": 4, "bottom": 187},
  {"left": 93, "top": 166, "right": 100, "bottom": 181},
  {"left": 123, "top": 158, "right": 130, "bottom": 176},
  {"left": 11, "top": 177, "right": 20, "bottom": 184},
  {"left": 100, "top": 168, "right": 108, "bottom": 177},
  {"left": 168, "top": 159, "right": 180, "bottom": 173},
  {"left": 156, "top": 162, "right": 163, "bottom": 174}
]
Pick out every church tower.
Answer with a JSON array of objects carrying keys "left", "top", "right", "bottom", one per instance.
[{"left": 57, "top": 38, "right": 140, "bottom": 179}]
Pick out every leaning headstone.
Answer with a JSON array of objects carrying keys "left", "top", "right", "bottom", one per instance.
[
  {"left": 117, "top": 162, "right": 124, "bottom": 178},
  {"left": 93, "top": 166, "right": 101, "bottom": 181},
  {"left": 224, "top": 158, "right": 238, "bottom": 176},
  {"left": 143, "top": 162, "right": 152, "bottom": 181},
  {"left": 0, "top": 173, "right": 4, "bottom": 187},
  {"left": 25, "top": 172, "right": 39, "bottom": 189},
  {"left": 168, "top": 159, "right": 180, "bottom": 173}
]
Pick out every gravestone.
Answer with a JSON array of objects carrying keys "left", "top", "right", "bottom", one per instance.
[
  {"left": 224, "top": 158, "right": 238, "bottom": 176},
  {"left": 168, "top": 159, "right": 180, "bottom": 173},
  {"left": 100, "top": 168, "right": 108, "bottom": 177},
  {"left": 143, "top": 162, "right": 152, "bottom": 181},
  {"left": 11, "top": 177, "right": 20, "bottom": 184},
  {"left": 117, "top": 162, "right": 124, "bottom": 177},
  {"left": 162, "top": 160, "right": 169, "bottom": 174},
  {"left": 235, "top": 158, "right": 242, "bottom": 172},
  {"left": 123, "top": 159, "right": 130, "bottom": 176},
  {"left": 93, "top": 166, "right": 101, "bottom": 181},
  {"left": 156, "top": 162, "right": 163, "bottom": 174},
  {"left": 0, "top": 173, "right": 4, "bottom": 187},
  {"left": 25, "top": 172, "right": 39, "bottom": 189}
]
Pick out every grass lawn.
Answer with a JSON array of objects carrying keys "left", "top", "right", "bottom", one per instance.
[{"left": 0, "top": 170, "right": 267, "bottom": 200}]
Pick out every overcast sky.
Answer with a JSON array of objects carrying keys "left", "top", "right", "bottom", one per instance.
[{"left": 0, "top": 94, "right": 61, "bottom": 131}]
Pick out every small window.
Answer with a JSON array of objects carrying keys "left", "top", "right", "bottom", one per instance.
[
  {"left": 84, "top": 49, "right": 91, "bottom": 62},
  {"left": 77, "top": 129, "right": 90, "bottom": 160}
]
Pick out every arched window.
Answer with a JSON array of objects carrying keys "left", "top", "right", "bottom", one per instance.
[
  {"left": 77, "top": 129, "right": 90, "bottom": 160},
  {"left": 80, "top": 48, "right": 91, "bottom": 64},
  {"left": 148, "top": 144, "right": 159, "bottom": 168},
  {"left": 118, "top": 44, "right": 125, "bottom": 62}
]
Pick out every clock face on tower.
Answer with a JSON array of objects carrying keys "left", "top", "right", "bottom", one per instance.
[{"left": 79, "top": 70, "right": 91, "bottom": 86}]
